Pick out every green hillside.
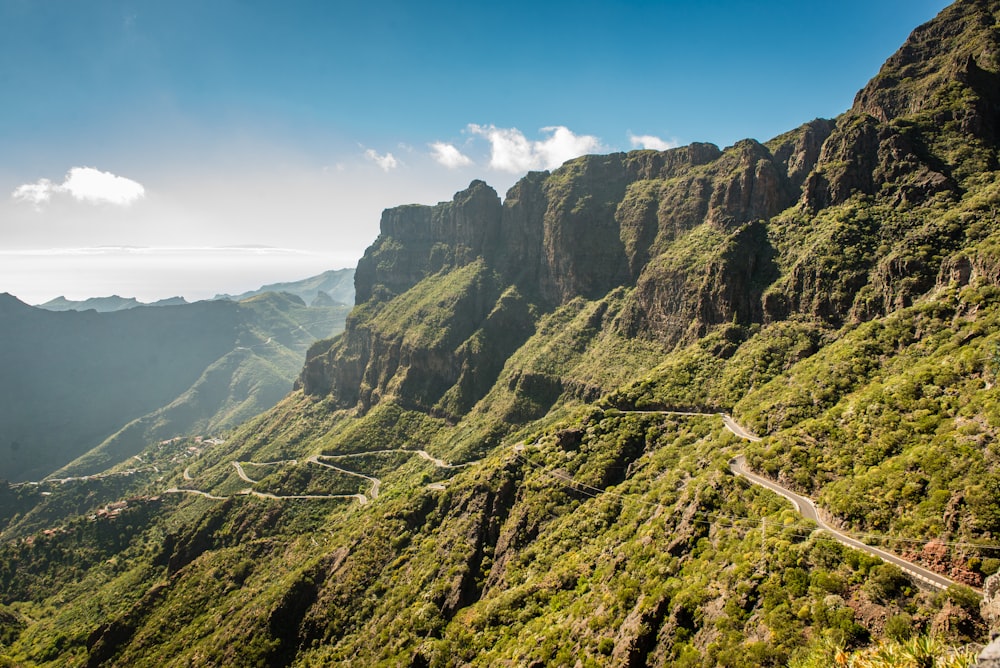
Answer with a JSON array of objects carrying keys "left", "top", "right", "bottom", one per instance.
[{"left": 1, "top": 1, "right": 1000, "bottom": 665}]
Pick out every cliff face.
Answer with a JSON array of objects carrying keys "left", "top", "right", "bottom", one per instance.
[
  {"left": 301, "top": 130, "right": 824, "bottom": 412},
  {"left": 804, "top": 0, "right": 1000, "bottom": 212},
  {"left": 853, "top": 0, "right": 1000, "bottom": 128},
  {"left": 302, "top": 0, "right": 1000, "bottom": 421},
  {"left": 353, "top": 180, "right": 502, "bottom": 304}
]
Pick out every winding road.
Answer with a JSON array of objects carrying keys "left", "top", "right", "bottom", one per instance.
[
  {"left": 720, "top": 414, "right": 762, "bottom": 442},
  {"left": 307, "top": 455, "right": 382, "bottom": 500},
  {"left": 45, "top": 405, "right": 969, "bottom": 592},
  {"left": 232, "top": 461, "right": 258, "bottom": 484},
  {"left": 728, "top": 453, "right": 961, "bottom": 591},
  {"left": 567, "top": 410, "right": 964, "bottom": 592},
  {"left": 167, "top": 448, "right": 470, "bottom": 507}
]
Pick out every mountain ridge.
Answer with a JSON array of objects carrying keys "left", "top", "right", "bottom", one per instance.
[{"left": 3, "top": 2, "right": 1000, "bottom": 665}]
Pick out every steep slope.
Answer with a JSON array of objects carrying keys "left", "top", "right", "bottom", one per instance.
[
  {"left": 0, "top": 294, "right": 241, "bottom": 482},
  {"left": 300, "top": 136, "right": 816, "bottom": 419},
  {"left": 3, "top": 1, "right": 1000, "bottom": 666}
]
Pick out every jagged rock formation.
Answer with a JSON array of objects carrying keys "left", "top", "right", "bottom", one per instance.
[
  {"left": 982, "top": 573, "right": 1000, "bottom": 629},
  {"left": 300, "top": 0, "right": 1000, "bottom": 422},
  {"left": 980, "top": 579, "right": 1000, "bottom": 668},
  {"left": 300, "top": 121, "right": 853, "bottom": 414},
  {"left": 8, "top": 3, "right": 1000, "bottom": 667},
  {"left": 302, "top": 0, "right": 1000, "bottom": 414}
]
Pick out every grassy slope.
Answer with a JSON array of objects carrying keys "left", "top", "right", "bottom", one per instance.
[
  {"left": 6, "top": 183, "right": 1000, "bottom": 665},
  {"left": 2, "top": 272, "right": 996, "bottom": 666},
  {"left": 6, "top": 181, "right": 1000, "bottom": 666}
]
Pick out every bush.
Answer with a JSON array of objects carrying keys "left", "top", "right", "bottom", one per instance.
[
  {"left": 868, "top": 564, "right": 908, "bottom": 601},
  {"left": 884, "top": 613, "right": 913, "bottom": 641}
]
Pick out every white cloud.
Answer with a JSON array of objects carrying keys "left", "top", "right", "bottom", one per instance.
[
  {"left": 12, "top": 167, "right": 145, "bottom": 207},
  {"left": 628, "top": 133, "right": 679, "bottom": 151},
  {"left": 467, "top": 124, "right": 602, "bottom": 173},
  {"left": 364, "top": 149, "right": 399, "bottom": 172},
  {"left": 12, "top": 180, "right": 56, "bottom": 205},
  {"left": 429, "top": 142, "right": 473, "bottom": 169}
]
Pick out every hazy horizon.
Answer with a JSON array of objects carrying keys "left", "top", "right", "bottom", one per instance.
[{"left": 2, "top": 246, "right": 355, "bottom": 305}]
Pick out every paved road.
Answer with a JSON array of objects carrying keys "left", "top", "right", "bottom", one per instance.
[
  {"left": 231, "top": 461, "right": 258, "bottom": 484},
  {"left": 174, "top": 452, "right": 461, "bottom": 506},
  {"left": 308, "top": 455, "right": 381, "bottom": 499},
  {"left": 729, "top": 456, "right": 960, "bottom": 591},
  {"left": 619, "top": 410, "right": 763, "bottom": 443},
  {"left": 619, "top": 410, "right": 962, "bottom": 591},
  {"left": 720, "top": 415, "right": 762, "bottom": 442}
]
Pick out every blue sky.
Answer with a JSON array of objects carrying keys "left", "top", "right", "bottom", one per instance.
[{"left": 0, "top": 0, "right": 951, "bottom": 302}]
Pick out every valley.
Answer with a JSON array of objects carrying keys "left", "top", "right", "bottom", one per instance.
[{"left": 0, "top": 285, "right": 352, "bottom": 483}]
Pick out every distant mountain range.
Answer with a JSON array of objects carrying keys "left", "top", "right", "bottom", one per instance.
[
  {"left": 37, "top": 294, "right": 189, "bottom": 312},
  {"left": 34, "top": 267, "right": 355, "bottom": 312},
  {"left": 213, "top": 267, "right": 355, "bottom": 306}
]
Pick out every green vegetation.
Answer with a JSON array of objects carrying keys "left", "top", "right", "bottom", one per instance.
[{"left": 5, "top": 2, "right": 1000, "bottom": 664}]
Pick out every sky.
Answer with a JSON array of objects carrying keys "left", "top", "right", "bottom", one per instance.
[{"left": 0, "top": 0, "right": 952, "bottom": 304}]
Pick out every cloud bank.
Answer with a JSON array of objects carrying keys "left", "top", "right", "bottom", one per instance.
[
  {"left": 467, "top": 124, "right": 603, "bottom": 172},
  {"left": 12, "top": 167, "right": 145, "bottom": 206},
  {"left": 628, "top": 133, "right": 679, "bottom": 151}
]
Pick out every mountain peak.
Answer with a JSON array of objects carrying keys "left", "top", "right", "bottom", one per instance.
[
  {"left": 0, "top": 292, "right": 32, "bottom": 313},
  {"left": 853, "top": 0, "right": 1000, "bottom": 124}
]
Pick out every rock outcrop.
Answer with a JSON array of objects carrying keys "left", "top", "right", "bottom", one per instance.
[
  {"left": 354, "top": 180, "right": 502, "bottom": 304},
  {"left": 979, "top": 575, "right": 1000, "bottom": 668}
]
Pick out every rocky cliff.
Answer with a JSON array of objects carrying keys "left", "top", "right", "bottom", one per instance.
[
  {"left": 296, "top": 0, "right": 1000, "bottom": 437},
  {"left": 300, "top": 123, "right": 847, "bottom": 414},
  {"left": 9, "top": 3, "right": 1000, "bottom": 667}
]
